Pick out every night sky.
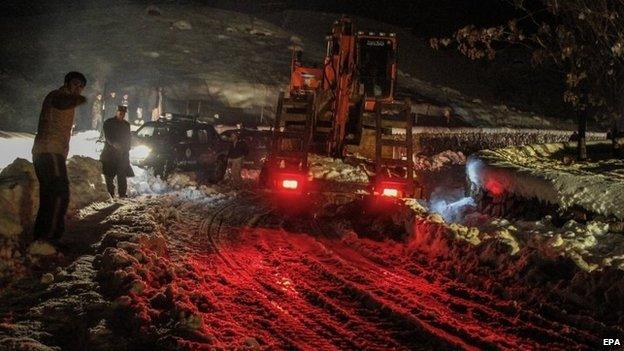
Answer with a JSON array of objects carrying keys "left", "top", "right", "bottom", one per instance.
[{"left": 0, "top": 0, "right": 519, "bottom": 37}]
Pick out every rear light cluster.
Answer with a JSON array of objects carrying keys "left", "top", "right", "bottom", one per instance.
[
  {"left": 272, "top": 172, "right": 307, "bottom": 193},
  {"left": 374, "top": 180, "right": 406, "bottom": 199},
  {"left": 281, "top": 179, "right": 299, "bottom": 190},
  {"left": 381, "top": 187, "right": 399, "bottom": 197}
]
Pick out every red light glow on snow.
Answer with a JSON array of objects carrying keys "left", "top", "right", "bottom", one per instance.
[{"left": 485, "top": 178, "right": 504, "bottom": 196}]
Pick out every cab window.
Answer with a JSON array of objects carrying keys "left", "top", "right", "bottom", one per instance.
[{"left": 137, "top": 125, "right": 154, "bottom": 138}]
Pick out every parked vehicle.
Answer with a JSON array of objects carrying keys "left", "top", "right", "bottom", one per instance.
[{"left": 131, "top": 114, "right": 230, "bottom": 182}]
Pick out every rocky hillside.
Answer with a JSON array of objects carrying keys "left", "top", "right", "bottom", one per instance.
[{"left": 0, "top": 3, "right": 575, "bottom": 132}]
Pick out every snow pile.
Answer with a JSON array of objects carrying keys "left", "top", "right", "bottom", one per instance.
[
  {"left": 468, "top": 141, "right": 624, "bottom": 220},
  {"left": 0, "top": 155, "right": 109, "bottom": 284},
  {"left": 308, "top": 154, "right": 370, "bottom": 183},
  {"left": 0, "top": 255, "right": 112, "bottom": 350},
  {"left": 413, "top": 150, "right": 466, "bottom": 171},
  {"left": 0, "top": 159, "right": 40, "bottom": 283},
  {"left": 92, "top": 193, "right": 232, "bottom": 348},
  {"left": 405, "top": 205, "right": 624, "bottom": 324},
  {"left": 66, "top": 156, "right": 110, "bottom": 212},
  {"left": 0, "top": 158, "right": 38, "bottom": 239},
  {"left": 127, "top": 167, "right": 169, "bottom": 195}
]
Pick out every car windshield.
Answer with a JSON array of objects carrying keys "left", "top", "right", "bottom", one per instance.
[{"left": 137, "top": 125, "right": 168, "bottom": 138}]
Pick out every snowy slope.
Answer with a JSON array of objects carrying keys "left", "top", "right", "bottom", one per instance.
[{"left": 1, "top": 5, "right": 582, "bottom": 132}]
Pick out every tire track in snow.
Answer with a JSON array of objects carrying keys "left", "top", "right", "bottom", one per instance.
[
  {"left": 194, "top": 199, "right": 363, "bottom": 350},
  {"left": 332, "top": 237, "right": 603, "bottom": 348},
  {"left": 152, "top": 194, "right": 607, "bottom": 350}
]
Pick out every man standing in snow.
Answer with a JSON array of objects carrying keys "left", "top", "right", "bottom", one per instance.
[
  {"left": 227, "top": 132, "right": 248, "bottom": 186},
  {"left": 101, "top": 105, "right": 134, "bottom": 198},
  {"left": 32, "top": 71, "right": 87, "bottom": 243},
  {"left": 91, "top": 93, "right": 104, "bottom": 131},
  {"left": 103, "top": 91, "right": 118, "bottom": 117}
]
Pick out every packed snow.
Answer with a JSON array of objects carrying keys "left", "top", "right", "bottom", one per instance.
[
  {"left": 425, "top": 142, "right": 624, "bottom": 274},
  {"left": 468, "top": 141, "right": 624, "bottom": 220}
]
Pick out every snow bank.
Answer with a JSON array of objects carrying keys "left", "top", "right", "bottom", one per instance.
[
  {"left": 405, "top": 127, "right": 604, "bottom": 156},
  {"left": 0, "top": 156, "right": 109, "bottom": 237},
  {"left": 352, "top": 126, "right": 604, "bottom": 162},
  {"left": 67, "top": 156, "right": 110, "bottom": 212},
  {"left": 458, "top": 141, "right": 624, "bottom": 277},
  {"left": 0, "top": 156, "right": 110, "bottom": 284},
  {"left": 0, "top": 131, "right": 112, "bottom": 283},
  {"left": 404, "top": 203, "right": 624, "bottom": 324},
  {"left": 467, "top": 141, "right": 624, "bottom": 220}
]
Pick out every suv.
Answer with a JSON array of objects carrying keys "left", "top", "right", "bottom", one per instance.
[{"left": 131, "top": 115, "right": 230, "bottom": 182}]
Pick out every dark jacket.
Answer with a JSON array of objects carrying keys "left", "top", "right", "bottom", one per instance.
[
  {"left": 228, "top": 139, "right": 249, "bottom": 159},
  {"left": 101, "top": 117, "right": 134, "bottom": 177}
]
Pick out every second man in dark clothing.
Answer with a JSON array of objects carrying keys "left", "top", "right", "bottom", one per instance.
[
  {"left": 101, "top": 105, "right": 134, "bottom": 198},
  {"left": 227, "top": 132, "right": 248, "bottom": 186}
]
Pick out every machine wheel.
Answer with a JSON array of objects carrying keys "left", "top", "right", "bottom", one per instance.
[{"left": 205, "top": 157, "right": 227, "bottom": 183}]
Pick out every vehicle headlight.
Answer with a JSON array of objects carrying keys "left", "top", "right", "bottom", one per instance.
[{"left": 130, "top": 145, "right": 152, "bottom": 163}]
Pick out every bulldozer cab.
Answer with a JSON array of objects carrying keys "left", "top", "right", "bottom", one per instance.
[
  {"left": 290, "top": 49, "right": 323, "bottom": 96},
  {"left": 356, "top": 32, "right": 397, "bottom": 111}
]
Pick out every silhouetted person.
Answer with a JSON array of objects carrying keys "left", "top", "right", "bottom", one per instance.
[
  {"left": 228, "top": 132, "right": 248, "bottom": 185},
  {"left": 32, "top": 71, "right": 87, "bottom": 243},
  {"left": 104, "top": 91, "right": 118, "bottom": 116},
  {"left": 101, "top": 105, "right": 134, "bottom": 198}
]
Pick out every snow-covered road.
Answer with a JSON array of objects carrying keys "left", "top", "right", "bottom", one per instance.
[
  {"left": 1, "top": 130, "right": 623, "bottom": 350},
  {"left": 72, "top": 191, "right": 617, "bottom": 350}
]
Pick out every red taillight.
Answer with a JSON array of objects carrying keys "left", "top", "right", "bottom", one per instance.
[
  {"left": 282, "top": 179, "right": 299, "bottom": 189},
  {"left": 382, "top": 188, "right": 399, "bottom": 197}
]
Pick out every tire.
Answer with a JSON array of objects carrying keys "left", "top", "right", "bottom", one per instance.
[{"left": 205, "top": 157, "right": 226, "bottom": 183}]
